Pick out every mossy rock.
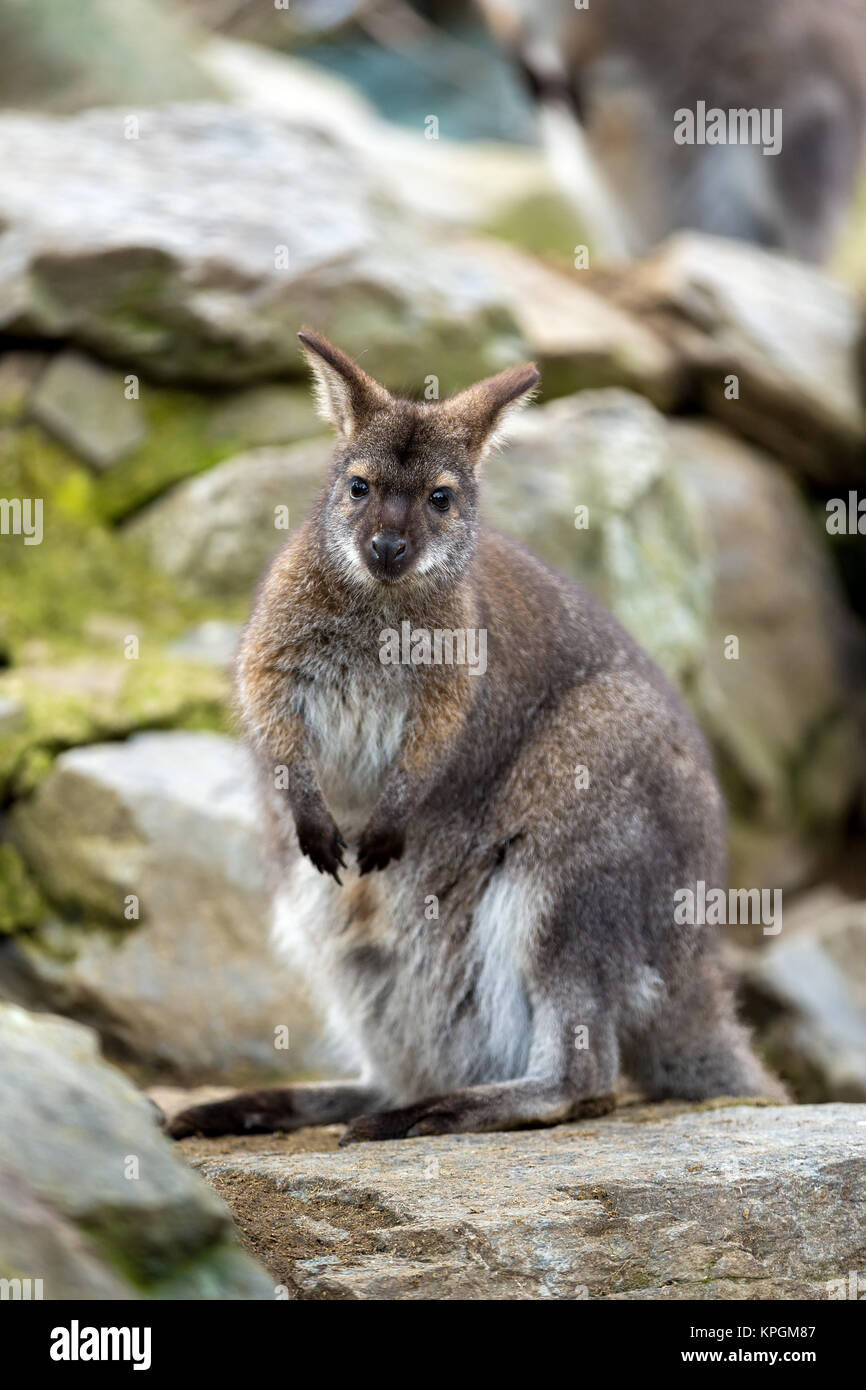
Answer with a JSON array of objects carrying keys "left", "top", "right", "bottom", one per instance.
[
  {"left": 0, "top": 657, "right": 231, "bottom": 801},
  {"left": 92, "top": 381, "right": 320, "bottom": 522},
  {"left": 0, "top": 844, "right": 46, "bottom": 935},
  {"left": 483, "top": 189, "right": 592, "bottom": 265}
]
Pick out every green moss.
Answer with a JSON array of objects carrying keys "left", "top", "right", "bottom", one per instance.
[
  {"left": 484, "top": 191, "right": 590, "bottom": 264},
  {"left": 0, "top": 422, "right": 242, "bottom": 796},
  {"left": 0, "top": 842, "right": 47, "bottom": 934},
  {"left": 93, "top": 387, "right": 239, "bottom": 521},
  {"left": 0, "top": 657, "right": 230, "bottom": 800},
  {"left": 0, "top": 424, "right": 246, "bottom": 657}
]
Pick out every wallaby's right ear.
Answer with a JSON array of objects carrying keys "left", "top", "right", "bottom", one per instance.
[{"left": 298, "top": 329, "right": 391, "bottom": 440}]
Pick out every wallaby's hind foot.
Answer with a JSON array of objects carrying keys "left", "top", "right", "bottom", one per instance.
[
  {"left": 339, "top": 1082, "right": 617, "bottom": 1145},
  {"left": 166, "top": 1082, "right": 384, "bottom": 1139}
]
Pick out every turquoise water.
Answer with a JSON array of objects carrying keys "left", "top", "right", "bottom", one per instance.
[{"left": 302, "top": 20, "right": 535, "bottom": 143}]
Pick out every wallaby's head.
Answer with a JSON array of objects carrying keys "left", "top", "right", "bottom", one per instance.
[{"left": 299, "top": 330, "right": 538, "bottom": 588}]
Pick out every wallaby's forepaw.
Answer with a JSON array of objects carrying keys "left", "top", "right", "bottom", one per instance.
[
  {"left": 296, "top": 812, "right": 346, "bottom": 882},
  {"left": 357, "top": 820, "right": 404, "bottom": 875}
]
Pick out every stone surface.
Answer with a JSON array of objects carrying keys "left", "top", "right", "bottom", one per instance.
[
  {"left": 487, "top": 390, "right": 712, "bottom": 690},
  {"left": 462, "top": 239, "right": 681, "bottom": 407},
  {"left": 0, "top": 1003, "right": 273, "bottom": 1298},
  {"left": 745, "top": 896, "right": 866, "bottom": 1102},
  {"left": 620, "top": 233, "right": 866, "bottom": 484},
  {"left": 0, "top": 694, "right": 25, "bottom": 736},
  {"left": 0, "top": 0, "right": 220, "bottom": 113},
  {"left": 127, "top": 437, "right": 331, "bottom": 600},
  {"left": 189, "top": 1101, "right": 866, "bottom": 1300},
  {"left": 206, "top": 383, "right": 321, "bottom": 448},
  {"left": 0, "top": 351, "right": 48, "bottom": 422},
  {"left": 168, "top": 620, "right": 242, "bottom": 668},
  {"left": 203, "top": 38, "right": 577, "bottom": 240},
  {"left": 29, "top": 350, "right": 147, "bottom": 470},
  {"left": 0, "top": 105, "right": 526, "bottom": 391},
  {"left": 3, "top": 732, "right": 322, "bottom": 1083},
  {"left": 671, "top": 420, "right": 863, "bottom": 890}
]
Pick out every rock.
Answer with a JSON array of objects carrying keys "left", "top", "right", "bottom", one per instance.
[
  {"left": 0, "top": 844, "right": 46, "bottom": 938},
  {"left": 0, "top": 0, "right": 220, "bottom": 113},
  {"left": 0, "top": 694, "right": 26, "bottom": 736},
  {"left": 168, "top": 620, "right": 242, "bottom": 668},
  {"left": 487, "top": 390, "right": 712, "bottom": 689},
  {"left": 0, "top": 655, "right": 228, "bottom": 801},
  {"left": 29, "top": 350, "right": 147, "bottom": 470},
  {"left": 744, "top": 894, "right": 866, "bottom": 1102},
  {"left": 620, "top": 233, "right": 866, "bottom": 485},
  {"left": 0, "top": 105, "right": 525, "bottom": 391},
  {"left": 203, "top": 39, "right": 573, "bottom": 241},
  {"left": 0, "top": 351, "right": 48, "bottom": 422},
  {"left": 462, "top": 239, "right": 681, "bottom": 408},
  {"left": 0, "top": 1003, "right": 273, "bottom": 1298},
  {"left": 671, "top": 421, "right": 863, "bottom": 889},
  {"left": 127, "top": 438, "right": 331, "bottom": 600},
  {"left": 189, "top": 1100, "right": 866, "bottom": 1299},
  {"left": 206, "top": 383, "right": 321, "bottom": 448},
  {"left": 181, "top": 0, "right": 368, "bottom": 46},
  {"left": 3, "top": 733, "right": 323, "bottom": 1083},
  {"left": 0, "top": 1167, "right": 135, "bottom": 1301}
]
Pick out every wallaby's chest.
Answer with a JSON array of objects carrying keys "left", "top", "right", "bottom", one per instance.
[{"left": 301, "top": 659, "right": 409, "bottom": 835}]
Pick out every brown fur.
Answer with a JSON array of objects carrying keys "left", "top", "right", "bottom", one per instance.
[{"left": 168, "top": 333, "right": 785, "bottom": 1144}]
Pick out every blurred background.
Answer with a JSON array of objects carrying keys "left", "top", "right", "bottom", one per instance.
[{"left": 1, "top": 0, "right": 866, "bottom": 1125}]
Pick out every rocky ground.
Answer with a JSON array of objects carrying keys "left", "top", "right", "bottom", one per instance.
[
  {"left": 4, "top": 1003, "right": 863, "bottom": 1301},
  {"left": 143, "top": 1085, "right": 866, "bottom": 1299}
]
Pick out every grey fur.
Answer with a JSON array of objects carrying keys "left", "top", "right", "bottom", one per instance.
[{"left": 168, "top": 336, "right": 784, "bottom": 1144}]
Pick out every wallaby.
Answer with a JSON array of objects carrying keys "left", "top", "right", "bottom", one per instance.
[
  {"left": 478, "top": 0, "right": 866, "bottom": 261},
  {"left": 168, "top": 331, "right": 784, "bottom": 1144}
]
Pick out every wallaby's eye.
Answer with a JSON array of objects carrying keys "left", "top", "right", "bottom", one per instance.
[
  {"left": 349, "top": 477, "right": 369, "bottom": 500},
  {"left": 429, "top": 488, "right": 450, "bottom": 512}
]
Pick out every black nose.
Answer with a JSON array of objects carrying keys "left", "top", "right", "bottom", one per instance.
[{"left": 370, "top": 531, "right": 408, "bottom": 568}]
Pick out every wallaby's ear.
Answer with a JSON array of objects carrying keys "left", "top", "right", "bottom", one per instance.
[
  {"left": 446, "top": 361, "right": 539, "bottom": 463},
  {"left": 298, "top": 329, "right": 391, "bottom": 439}
]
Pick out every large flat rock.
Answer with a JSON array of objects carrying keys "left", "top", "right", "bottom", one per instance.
[
  {"left": 190, "top": 1101, "right": 866, "bottom": 1300},
  {"left": 0, "top": 104, "right": 525, "bottom": 390}
]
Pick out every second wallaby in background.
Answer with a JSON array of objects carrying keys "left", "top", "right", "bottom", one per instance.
[
  {"left": 169, "top": 331, "right": 784, "bottom": 1144},
  {"left": 478, "top": 0, "right": 866, "bottom": 262}
]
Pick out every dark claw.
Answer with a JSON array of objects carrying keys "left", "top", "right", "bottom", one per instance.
[
  {"left": 356, "top": 824, "right": 405, "bottom": 876},
  {"left": 296, "top": 816, "right": 347, "bottom": 881}
]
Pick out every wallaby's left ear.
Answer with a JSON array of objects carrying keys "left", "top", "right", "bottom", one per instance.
[
  {"left": 446, "top": 361, "right": 539, "bottom": 463},
  {"left": 298, "top": 329, "right": 391, "bottom": 439}
]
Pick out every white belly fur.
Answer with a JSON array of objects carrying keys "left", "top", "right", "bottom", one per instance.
[
  {"left": 271, "top": 850, "right": 537, "bottom": 1097},
  {"left": 303, "top": 675, "right": 408, "bottom": 837}
]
